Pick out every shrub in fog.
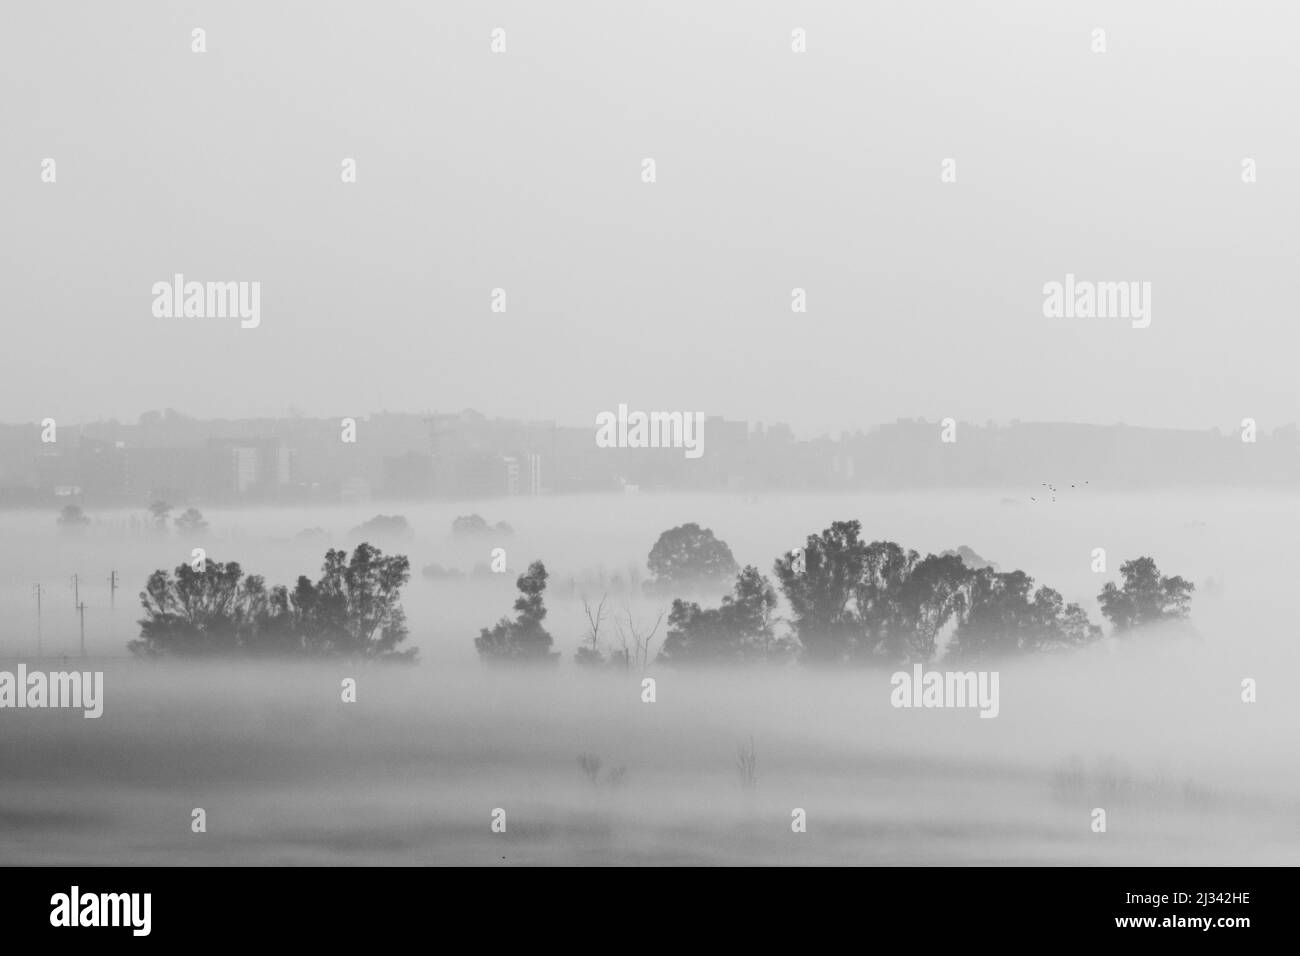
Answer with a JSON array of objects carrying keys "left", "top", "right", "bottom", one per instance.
[
  {"left": 148, "top": 499, "right": 172, "bottom": 532},
  {"left": 452, "top": 514, "right": 513, "bottom": 537},
  {"left": 349, "top": 514, "right": 412, "bottom": 539},
  {"left": 421, "top": 562, "right": 463, "bottom": 580},
  {"left": 174, "top": 507, "right": 209, "bottom": 533},
  {"left": 736, "top": 736, "right": 758, "bottom": 791},
  {"left": 577, "top": 753, "right": 627, "bottom": 788},
  {"left": 57, "top": 504, "right": 91, "bottom": 531}
]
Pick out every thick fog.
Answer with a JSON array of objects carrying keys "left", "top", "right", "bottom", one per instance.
[
  {"left": 0, "top": 491, "right": 1296, "bottom": 864},
  {"left": 1, "top": 1, "right": 1297, "bottom": 868}
]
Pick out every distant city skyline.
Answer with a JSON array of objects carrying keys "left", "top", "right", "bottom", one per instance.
[
  {"left": 4, "top": 406, "right": 1295, "bottom": 510},
  {"left": 0, "top": 404, "right": 1294, "bottom": 441}
]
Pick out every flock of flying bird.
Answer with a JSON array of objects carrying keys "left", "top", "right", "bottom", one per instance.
[{"left": 1029, "top": 480, "right": 1089, "bottom": 503}]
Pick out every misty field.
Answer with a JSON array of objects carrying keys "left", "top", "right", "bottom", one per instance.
[{"left": 1, "top": 491, "right": 1297, "bottom": 865}]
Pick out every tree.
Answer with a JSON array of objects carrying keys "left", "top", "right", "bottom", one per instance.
[
  {"left": 174, "top": 507, "right": 209, "bottom": 533},
  {"left": 863, "top": 549, "right": 969, "bottom": 663},
  {"left": 451, "top": 514, "right": 514, "bottom": 537},
  {"left": 940, "top": 545, "right": 998, "bottom": 571},
  {"left": 304, "top": 543, "right": 415, "bottom": 658},
  {"left": 348, "top": 514, "right": 412, "bottom": 539},
  {"left": 130, "top": 543, "right": 415, "bottom": 660},
  {"left": 612, "top": 602, "right": 665, "bottom": 673},
  {"left": 659, "top": 566, "right": 785, "bottom": 665},
  {"left": 772, "top": 520, "right": 869, "bottom": 663},
  {"left": 148, "top": 499, "right": 171, "bottom": 532},
  {"left": 574, "top": 594, "right": 610, "bottom": 667},
  {"left": 950, "top": 568, "right": 1100, "bottom": 661},
  {"left": 775, "top": 520, "right": 1097, "bottom": 665},
  {"left": 475, "top": 561, "right": 558, "bottom": 663},
  {"left": 645, "top": 523, "right": 739, "bottom": 594},
  {"left": 452, "top": 514, "right": 491, "bottom": 536},
  {"left": 57, "top": 504, "right": 91, "bottom": 531},
  {"left": 1097, "top": 557, "right": 1195, "bottom": 633},
  {"left": 133, "top": 559, "right": 254, "bottom": 657}
]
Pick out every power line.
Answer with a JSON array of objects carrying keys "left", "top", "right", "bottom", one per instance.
[{"left": 77, "top": 601, "right": 87, "bottom": 658}]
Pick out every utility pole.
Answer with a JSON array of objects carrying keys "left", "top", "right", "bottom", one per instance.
[
  {"left": 71, "top": 573, "right": 79, "bottom": 608},
  {"left": 34, "top": 584, "right": 43, "bottom": 657},
  {"left": 108, "top": 570, "right": 118, "bottom": 609},
  {"left": 77, "top": 601, "right": 86, "bottom": 658}
]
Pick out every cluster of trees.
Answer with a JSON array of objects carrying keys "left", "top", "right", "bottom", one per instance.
[
  {"left": 146, "top": 501, "right": 208, "bottom": 533},
  {"left": 761, "top": 521, "right": 1091, "bottom": 664},
  {"left": 660, "top": 567, "right": 790, "bottom": 665},
  {"left": 349, "top": 514, "right": 412, "bottom": 539},
  {"left": 453, "top": 514, "right": 514, "bottom": 537},
  {"left": 669, "top": 520, "right": 1190, "bottom": 666},
  {"left": 58, "top": 502, "right": 209, "bottom": 533},
  {"left": 474, "top": 564, "right": 667, "bottom": 670},
  {"left": 132, "top": 543, "right": 414, "bottom": 659},
  {"left": 472, "top": 520, "right": 1195, "bottom": 669},
  {"left": 129, "top": 516, "right": 1193, "bottom": 669}
]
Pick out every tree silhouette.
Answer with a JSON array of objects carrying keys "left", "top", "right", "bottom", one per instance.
[
  {"left": 645, "top": 523, "right": 739, "bottom": 594},
  {"left": 776, "top": 519, "right": 1108, "bottom": 664},
  {"left": 174, "top": 507, "right": 209, "bottom": 533},
  {"left": 772, "top": 520, "right": 868, "bottom": 663},
  {"left": 659, "top": 566, "right": 785, "bottom": 665},
  {"left": 862, "top": 549, "right": 969, "bottom": 663},
  {"left": 573, "top": 594, "right": 610, "bottom": 667},
  {"left": 57, "top": 504, "right": 91, "bottom": 531},
  {"left": 348, "top": 514, "right": 412, "bottom": 539},
  {"left": 148, "top": 499, "right": 171, "bottom": 532},
  {"left": 305, "top": 543, "right": 414, "bottom": 657},
  {"left": 131, "top": 543, "right": 414, "bottom": 659},
  {"left": 950, "top": 568, "right": 1100, "bottom": 661},
  {"left": 475, "top": 561, "right": 557, "bottom": 663},
  {"left": 1097, "top": 557, "right": 1195, "bottom": 632}
]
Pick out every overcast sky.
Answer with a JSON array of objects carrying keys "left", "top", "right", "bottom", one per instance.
[{"left": 2, "top": 1, "right": 1296, "bottom": 437}]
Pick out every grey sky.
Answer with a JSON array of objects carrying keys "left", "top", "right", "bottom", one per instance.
[{"left": 2, "top": 0, "right": 1296, "bottom": 437}]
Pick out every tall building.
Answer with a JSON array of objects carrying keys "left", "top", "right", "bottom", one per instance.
[
  {"left": 208, "top": 437, "right": 292, "bottom": 499},
  {"left": 526, "top": 453, "right": 543, "bottom": 495},
  {"left": 503, "top": 456, "right": 521, "bottom": 496}
]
